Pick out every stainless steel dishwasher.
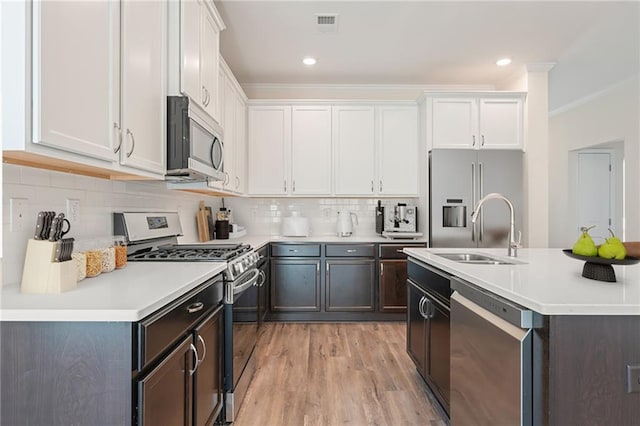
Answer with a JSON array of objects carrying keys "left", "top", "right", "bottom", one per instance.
[{"left": 450, "top": 277, "right": 542, "bottom": 426}]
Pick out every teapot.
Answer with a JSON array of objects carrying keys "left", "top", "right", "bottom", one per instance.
[{"left": 336, "top": 210, "right": 358, "bottom": 237}]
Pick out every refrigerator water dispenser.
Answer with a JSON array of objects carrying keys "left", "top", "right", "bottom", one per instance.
[{"left": 443, "top": 202, "right": 467, "bottom": 228}]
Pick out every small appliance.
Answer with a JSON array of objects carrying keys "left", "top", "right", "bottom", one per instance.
[
  {"left": 336, "top": 210, "right": 358, "bottom": 237},
  {"left": 382, "top": 203, "right": 422, "bottom": 239}
]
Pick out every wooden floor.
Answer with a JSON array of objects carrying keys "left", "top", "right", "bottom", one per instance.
[{"left": 234, "top": 322, "right": 448, "bottom": 426}]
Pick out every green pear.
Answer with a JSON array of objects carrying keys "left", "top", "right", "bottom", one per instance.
[
  {"left": 598, "top": 228, "right": 627, "bottom": 260},
  {"left": 572, "top": 226, "right": 598, "bottom": 257}
]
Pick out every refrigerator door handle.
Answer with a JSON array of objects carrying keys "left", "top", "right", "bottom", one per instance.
[
  {"left": 471, "top": 162, "right": 476, "bottom": 242},
  {"left": 479, "top": 162, "right": 484, "bottom": 242}
]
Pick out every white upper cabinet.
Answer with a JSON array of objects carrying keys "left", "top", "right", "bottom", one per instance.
[
  {"left": 378, "top": 106, "right": 419, "bottom": 196},
  {"left": 178, "top": 0, "right": 223, "bottom": 125},
  {"left": 333, "top": 106, "right": 376, "bottom": 196},
  {"left": 234, "top": 97, "right": 247, "bottom": 193},
  {"left": 478, "top": 98, "right": 523, "bottom": 149},
  {"left": 428, "top": 93, "right": 524, "bottom": 150},
  {"left": 222, "top": 74, "right": 237, "bottom": 191},
  {"left": 31, "top": 1, "right": 119, "bottom": 163},
  {"left": 291, "top": 106, "right": 332, "bottom": 195},
  {"left": 248, "top": 106, "right": 291, "bottom": 195},
  {"left": 118, "top": 0, "right": 167, "bottom": 175}
]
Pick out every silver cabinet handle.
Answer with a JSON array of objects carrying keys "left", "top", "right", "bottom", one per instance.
[
  {"left": 292, "top": 180, "right": 296, "bottom": 192},
  {"left": 346, "top": 249, "right": 357, "bottom": 253},
  {"left": 421, "top": 298, "right": 432, "bottom": 320},
  {"left": 125, "top": 128, "right": 135, "bottom": 158},
  {"left": 188, "top": 343, "right": 199, "bottom": 375},
  {"left": 113, "top": 122, "right": 122, "bottom": 153},
  {"left": 396, "top": 249, "right": 404, "bottom": 253},
  {"left": 224, "top": 172, "right": 230, "bottom": 186},
  {"left": 289, "top": 249, "right": 299, "bottom": 253},
  {"left": 379, "top": 180, "right": 383, "bottom": 193},
  {"left": 284, "top": 180, "right": 287, "bottom": 192},
  {"left": 481, "top": 135, "right": 485, "bottom": 146},
  {"left": 235, "top": 176, "right": 240, "bottom": 189},
  {"left": 380, "top": 263, "right": 384, "bottom": 275},
  {"left": 472, "top": 135, "right": 476, "bottom": 146},
  {"left": 197, "top": 334, "right": 207, "bottom": 365},
  {"left": 202, "top": 85, "right": 207, "bottom": 105},
  {"left": 418, "top": 296, "right": 426, "bottom": 317},
  {"left": 187, "top": 302, "right": 204, "bottom": 313}
]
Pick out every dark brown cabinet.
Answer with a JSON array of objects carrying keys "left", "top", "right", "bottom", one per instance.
[
  {"left": 270, "top": 258, "right": 321, "bottom": 312},
  {"left": 193, "top": 307, "right": 224, "bottom": 426},
  {"left": 379, "top": 243, "right": 426, "bottom": 313},
  {"left": 325, "top": 259, "right": 375, "bottom": 311}
]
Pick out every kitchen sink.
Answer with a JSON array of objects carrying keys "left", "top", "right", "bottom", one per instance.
[{"left": 434, "top": 253, "right": 518, "bottom": 265}]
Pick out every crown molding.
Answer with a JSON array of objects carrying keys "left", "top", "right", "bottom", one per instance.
[
  {"left": 240, "top": 83, "right": 495, "bottom": 92},
  {"left": 525, "top": 62, "right": 556, "bottom": 73}
]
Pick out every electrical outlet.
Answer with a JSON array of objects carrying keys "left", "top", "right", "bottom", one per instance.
[
  {"left": 10, "top": 198, "right": 28, "bottom": 232},
  {"left": 66, "top": 199, "right": 81, "bottom": 223},
  {"left": 627, "top": 365, "right": 640, "bottom": 393}
]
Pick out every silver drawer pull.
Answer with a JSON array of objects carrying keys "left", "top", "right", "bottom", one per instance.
[
  {"left": 396, "top": 249, "right": 404, "bottom": 253},
  {"left": 187, "top": 302, "right": 204, "bottom": 313},
  {"left": 289, "top": 249, "right": 299, "bottom": 252},
  {"left": 346, "top": 249, "right": 357, "bottom": 253}
]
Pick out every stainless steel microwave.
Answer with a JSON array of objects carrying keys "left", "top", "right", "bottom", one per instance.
[{"left": 166, "top": 96, "right": 225, "bottom": 182}]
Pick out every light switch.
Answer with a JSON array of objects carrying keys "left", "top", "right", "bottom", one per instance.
[{"left": 627, "top": 365, "right": 640, "bottom": 393}]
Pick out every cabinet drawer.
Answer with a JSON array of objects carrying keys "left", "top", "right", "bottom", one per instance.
[
  {"left": 271, "top": 243, "right": 320, "bottom": 257},
  {"left": 379, "top": 243, "right": 426, "bottom": 259},
  {"left": 325, "top": 244, "right": 375, "bottom": 257}
]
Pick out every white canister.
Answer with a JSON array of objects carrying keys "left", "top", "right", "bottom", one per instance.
[{"left": 282, "top": 212, "right": 310, "bottom": 237}]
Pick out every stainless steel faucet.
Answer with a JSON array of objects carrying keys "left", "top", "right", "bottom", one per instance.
[{"left": 471, "top": 193, "right": 521, "bottom": 257}]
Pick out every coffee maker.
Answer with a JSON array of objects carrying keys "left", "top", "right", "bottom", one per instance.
[{"left": 380, "top": 203, "right": 422, "bottom": 238}]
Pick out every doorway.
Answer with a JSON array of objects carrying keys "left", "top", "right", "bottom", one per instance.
[{"left": 571, "top": 142, "right": 624, "bottom": 244}]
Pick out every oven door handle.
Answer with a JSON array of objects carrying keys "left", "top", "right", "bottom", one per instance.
[{"left": 232, "top": 269, "right": 261, "bottom": 296}]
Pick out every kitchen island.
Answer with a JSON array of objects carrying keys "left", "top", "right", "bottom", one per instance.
[{"left": 405, "top": 247, "right": 640, "bottom": 425}]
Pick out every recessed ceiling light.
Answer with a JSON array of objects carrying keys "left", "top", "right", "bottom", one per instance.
[
  {"left": 302, "top": 57, "right": 316, "bottom": 66},
  {"left": 496, "top": 58, "right": 512, "bottom": 66}
]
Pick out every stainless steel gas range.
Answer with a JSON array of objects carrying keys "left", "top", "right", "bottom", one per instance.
[{"left": 114, "top": 212, "right": 262, "bottom": 423}]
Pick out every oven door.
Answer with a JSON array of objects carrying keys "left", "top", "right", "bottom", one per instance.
[{"left": 224, "top": 268, "right": 260, "bottom": 422}]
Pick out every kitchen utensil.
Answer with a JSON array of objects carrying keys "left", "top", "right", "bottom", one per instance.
[
  {"left": 196, "top": 201, "right": 210, "bottom": 242},
  {"left": 48, "top": 213, "right": 71, "bottom": 241},
  {"left": 375, "top": 200, "right": 384, "bottom": 234},
  {"left": 34, "top": 211, "right": 46, "bottom": 240},
  {"left": 205, "top": 207, "right": 215, "bottom": 239},
  {"left": 562, "top": 249, "right": 639, "bottom": 282},
  {"left": 336, "top": 210, "right": 358, "bottom": 237},
  {"left": 215, "top": 220, "right": 229, "bottom": 239},
  {"left": 40, "top": 211, "right": 54, "bottom": 240}
]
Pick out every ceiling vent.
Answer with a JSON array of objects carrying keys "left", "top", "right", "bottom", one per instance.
[{"left": 315, "top": 14, "right": 339, "bottom": 32}]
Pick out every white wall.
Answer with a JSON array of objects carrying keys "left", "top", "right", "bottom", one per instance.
[
  {"left": 548, "top": 76, "right": 639, "bottom": 247},
  {"left": 2, "top": 164, "right": 222, "bottom": 286}
]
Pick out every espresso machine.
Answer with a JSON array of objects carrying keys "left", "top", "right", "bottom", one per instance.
[{"left": 379, "top": 202, "right": 422, "bottom": 239}]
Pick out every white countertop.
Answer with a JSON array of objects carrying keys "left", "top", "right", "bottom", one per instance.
[
  {"left": 0, "top": 262, "right": 227, "bottom": 322},
  {"left": 404, "top": 248, "right": 640, "bottom": 316},
  {"left": 1, "top": 235, "right": 426, "bottom": 323}
]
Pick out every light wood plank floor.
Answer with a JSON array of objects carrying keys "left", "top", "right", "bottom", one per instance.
[{"left": 234, "top": 322, "right": 448, "bottom": 426}]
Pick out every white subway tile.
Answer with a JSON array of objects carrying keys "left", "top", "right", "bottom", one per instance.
[{"left": 20, "top": 166, "right": 50, "bottom": 186}]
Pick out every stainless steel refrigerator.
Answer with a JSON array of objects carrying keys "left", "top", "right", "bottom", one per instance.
[{"left": 429, "top": 149, "right": 523, "bottom": 248}]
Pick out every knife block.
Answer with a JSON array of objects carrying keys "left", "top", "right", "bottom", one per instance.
[{"left": 21, "top": 239, "right": 77, "bottom": 293}]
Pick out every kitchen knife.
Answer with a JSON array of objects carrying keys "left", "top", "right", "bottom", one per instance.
[
  {"left": 48, "top": 215, "right": 60, "bottom": 241},
  {"left": 54, "top": 240, "right": 62, "bottom": 262},
  {"left": 42, "top": 211, "right": 54, "bottom": 240},
  {"left": 34, "top": 212, "right": 45, "bottom": 240}
]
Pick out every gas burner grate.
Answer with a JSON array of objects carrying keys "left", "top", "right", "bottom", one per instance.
[{"left": 127, "top": 244, "right": 251, "bottom": 262}]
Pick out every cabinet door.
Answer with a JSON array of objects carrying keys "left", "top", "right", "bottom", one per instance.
[
  {"left": 407, "top": 279, "right": 427, "bottom": 377},
  {"left": 201, "top": 6, "right": 220, "bottom": 121},
  {"left": 380, "top": 260, "right": 408, "bottom": 313},
  {"left": 291, "top": 106, "right": 332, "bottom": 195},
  {"left": 222, "top": 76, "right": 236, "bottom": 190},
  {"left": 270, "top": 259, "right": 320, "bottom": 312},
  {"left": 431, "top": 98, "right": 478, "bottom": 149},
  {"left": 138, "top": 336, "right": 194, "bottom": 426},
  {"left": 378, "top": 106, "right": 418, "bottom": 195},
  {"left": 428, "top": 297, "right": 450, "bottom": 408},
  {"left": 33, "top": 1, "right": 119, "bottom": 162},
  {"left": 234, "top": 96, "right": 247, "bottom": 193},
  {"left": 193, "top": 306, "right": 223, "bottom": 426},
  {"left": 326, "top": 259, "right": 375, "bottom": 312},
  {"left": 478, "top": 98, "right": 523, "bottom": 149},
  {"left": 120, "top": 0, "right": 166, "bottom": 174},
  {"left": 248, "top": 106, "right": 290, "bottom": 195},
  {"left": 333, "top": 106, "right": 376, "bottom": 195},
  {"left": 180, "top": 0, "right": 202, "bottom": 105}
]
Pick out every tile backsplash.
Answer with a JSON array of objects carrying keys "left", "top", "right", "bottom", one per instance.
[
  {"left": 2, "top": 164, "right": 221, "bottom": 286},
  {"left": 225, "top": 197, "right": 418, "bottom": 237}
]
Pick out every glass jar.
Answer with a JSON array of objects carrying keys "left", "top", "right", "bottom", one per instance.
[
  {"left": 114, "top": 236, "right": 127, "bottom": 269},
  {"left": 85, "top": 241, "right": 103, "bottom": 278},
  {"left": 101, "top": 238, "right": 116, "bottom": 273},
  {"left": 71, "top": 240, "right": 87, "bottom": 282}
]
